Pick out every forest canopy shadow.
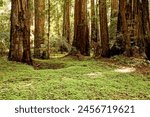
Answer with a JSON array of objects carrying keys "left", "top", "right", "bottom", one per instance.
[{"left": 32, "top": 59, "right": 66, "bottom": 70}]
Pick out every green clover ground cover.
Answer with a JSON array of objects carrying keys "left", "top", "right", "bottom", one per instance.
[{"left": 0, "top": 56, "right": 150, "bottom": 100}]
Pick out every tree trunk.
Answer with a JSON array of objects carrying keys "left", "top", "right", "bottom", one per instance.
[
  {"left": 9, "top": 0, "right": 32, "bottom": 65},
  {"left": 121, "top": 0, "right": 131, "bottom": 56},
  {"left": 63, "top": 0, "right": 71, "bottom": 44},
  {"left": 34, "top": 0, "right": 45, "bottom": 59},
  {"left": 72, "top": 0, "right": 79, "bottom": 50},
  {"left": 47, "top": 0, "right": 50, "bottom": 59},
  {"left": 99, "top": 0, "right": 110, "bottom": 57},
  {"left": 110, "top": 0, "right": 118, "bottom": 40},
  {"left": 22, "top": 0, "right": 32, "bottom": 64},
  {"left": 111, "top": 0, "right": 131, "bottom": 56},
  {"left": 142, "top": 0, "right": 150, "bottom": 60},
  {"left": 111, "top": 0, "right": 150, "bottom": 59},
  {"left": 91, "top": 0, "right": 99, "bottom": 57},
  {"left": 71, "top": 0, "right": 90, "bottom": 56}
]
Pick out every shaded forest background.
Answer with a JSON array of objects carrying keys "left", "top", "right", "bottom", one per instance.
[{"left": 0, "top": 0, "right": 150, "bottom": 63}]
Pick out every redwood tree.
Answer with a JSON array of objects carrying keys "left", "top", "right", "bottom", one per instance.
[
  {"left": 63, "top": 0, "right": 71, "bottom": 44},
  {"left": 111, "top": 0, "right": 150, "bottom": 58},
  {"left": 99, "top": 0, "right": 110, "bottom": 57},
  {"left": 34, "top": 0, "right": 45, "bottom": 58},
  {"left": 111, "top": 0, "right": 131, "bottom": 56},
  {"left": 142, "top": 0, "right": 150, "bottom": 60},
  {"left": 71, "top": 0, "right": 90, "bottom": 56},
  {"left": 8, "top": 0, "right": 32, "bottom": 65},
  {"left": 91, "top": 0, "right": 99, "bottom": 56},
  {"left": 47, "top": 0, "right": 50, "bottom": 59},
  {"left": 91, "top": 0, "right": 97, "bottom": 43},
  {"left": 120, "top": 0, "right": 131, "bottom": 56},
  {"left": 110, "top": 0, "right": 118, "bottom": 39}
]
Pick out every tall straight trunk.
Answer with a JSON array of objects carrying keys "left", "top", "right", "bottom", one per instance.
[
  {"left": 91, "top": 0, "right": 99, "bottom": 56},
  {"left": 9, "top": 0, "right": 32, "bottom": 65},
  {"left": 9, "top": 0, "right": 23, "bottom": 62},
  {"left": 119, "top": 0, "right": 131, "bottom": 56},
  {"left": 142, "top": 0, "right": 150, "bottom": 36},
  {"left": 129, "top": 0, "right": 144, "bottom": 56},
  {"left": 71, "top": 0, "right": 90, "bottom": 56},
  {"left": 133, "top": 0, "right": 138, "bottom": 47},
  {"left": 72, "top": 0, "right": 79, "bottom": 48},
  {"left": 47, "top": 0, "right": 50, "bottom": 58},
  {"left": 34, "top": 0, "right": 45, "bottom": 58},
  {"left": 22, "top": 0, "right": 32, "bottom": 64},
  {"left": 99, "top": 0, "right": 110, "bottom": 57},
  {"left": 142, "top": 0, "right": 150, "bottom": 60},
  {"left": 91, "top": 0, "right": 97, "bottom": 42},
  {"left": 110, "top": 0, "right": 118, "bottom": 39},
  {"left": 63, "top": 0, "right": 71, "bottom": 44}
]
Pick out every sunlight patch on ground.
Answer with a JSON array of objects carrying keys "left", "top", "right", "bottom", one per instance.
[
  {"left": 85, "top": 72, "right": 103, "bottom": 78},
  {"left": 114, "top": 67, "right": 136, "bottom": 73}
]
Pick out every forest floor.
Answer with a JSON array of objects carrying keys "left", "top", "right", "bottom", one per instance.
[{"left": 0, "top": 55, "right": 150, "bottom": 100}]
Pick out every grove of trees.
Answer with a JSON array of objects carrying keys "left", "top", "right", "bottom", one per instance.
[{"left": 0, "top": 0, "right": 150, "bottom": 65}]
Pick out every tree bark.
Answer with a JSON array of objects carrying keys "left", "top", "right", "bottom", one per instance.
[
  {"left": 71, "top": 0, "right": 90, "bottom": 56},
  {"left": 34, "top": 0, "right": 45, "bottom": 58},
  {"left": 142, "top": 0, "right": 150, "bottom": 60},
  {"left": 91, "top": 0, "right": 99, "bottom": 57},
  {"left": 110, "top": 0, "right": 118, "bottom": 40},
  {"left": 47, "top": 0, "right": 50, "bottom": 59},
  {"left": 63, "top": 0, "right": 71, "bottom": 44},
  {"left": 99, "top": 0, "right": 110, "bottom": 57},
  {"left": 9, "top": 0, "right": 32, "bottom": 65}
]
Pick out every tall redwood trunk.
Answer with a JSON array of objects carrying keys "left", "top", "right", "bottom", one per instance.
[
  {"left": 114, "top": 0, "right": 131, "bottom": 56},
  {"left": 47, "top": 0, "right": 50, "bottom": 58},
  {"left": 71, "top": 0, "right": 90, "bottom": 56},
  {"left": 63, "top": 0, "right": 71, "bottom": 44},
  {"left": 99, "top": 0, "right": 110, "bottom": 57},
  {"left": 34, "top": 0, "right": 45, "bottom": 58},
  {"left": 9, "top": 0, "right": 32, "bottom": 65},
  {"left": 121, "top": 0, "right": 131, "bottom": 56},
  {"left": 91, "top": 0, "right": 97, "bottom": 43},
  {"left": 91, "top": 0, "right": 99, "bottom": 56},
  {"left": 142, "top": 0, "right": 150, "bottom": 60},
  {"left": 110, "top": 0, "right": 118, "bottom": 40}
]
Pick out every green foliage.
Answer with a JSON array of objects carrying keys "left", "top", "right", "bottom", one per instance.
[
  {"left": 0, "top": 56, "right": 150, "bottom": 99},
  {"left": 0, "top": 0, "right": 10, "bottom": 8},
  {"left": 0, "top": 0, "right": 3, "bottom": 7},
  {"left": 0, "top": 16, "right": 10, "bottom": 53},
  {"left": 50, "top": 35, "right": 71, "bottom": 53},
  {"left": 109, "top": 17, "right": 118, "bottom": 40},
  {"left": 0, "top": 0, "right": 10, "bottom": 54},
  {"left": 0, "top": 39, "right": 8, "bottom": 55}
]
